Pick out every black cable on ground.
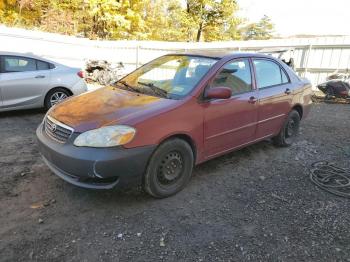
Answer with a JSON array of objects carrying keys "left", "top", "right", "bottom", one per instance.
[{"left": 310, "top": 161, "right": 350, "bottom": 198}]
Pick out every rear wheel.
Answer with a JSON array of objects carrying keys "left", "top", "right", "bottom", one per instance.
[
  {"left": 273, "top": 110, "right": 300, "bottom": 147},
  {"left": 143, "top": 138, "right": 194, "bottom": 198},
  {"left": 44, "top": 88, "right": 71, "bottom": 110},
  {"left": 325, "top": 87, "right": 335, "bottom": 100}
]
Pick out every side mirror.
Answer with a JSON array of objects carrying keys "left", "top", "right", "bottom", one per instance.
[{"left": 205, "top": 87, "right": 232, "bottom": 100}]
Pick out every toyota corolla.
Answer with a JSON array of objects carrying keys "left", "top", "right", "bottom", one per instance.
[{"left": 36, "top": 52, "right": 312, "bottom": 198}]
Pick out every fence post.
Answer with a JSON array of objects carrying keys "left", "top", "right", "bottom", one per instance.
[
  {"left": 136, "top": 44, "right": 140, "bottom": 69},
  {"left": 304, "top": 44, "right": 312, "bottom": 75}
]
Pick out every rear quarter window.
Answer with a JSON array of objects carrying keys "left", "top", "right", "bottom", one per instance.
[
  {"left": 281, "top": 68, "right": 289, "bottom": 83},
  {"left": 37, "top": 60, "right": 50, "bottom": 70}
]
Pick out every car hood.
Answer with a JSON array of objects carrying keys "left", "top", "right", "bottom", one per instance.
[{"left": 49, "top": 86, "right": 179, "bottom": 133}]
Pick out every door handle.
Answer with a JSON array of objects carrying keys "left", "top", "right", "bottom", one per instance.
[
  {"left": 248, "top": 96, "right": 257, "bottom": 104},
  {"left": 35, "top": 75, "right": 45, "bottom": 79},
  {"left": 285, "top": 88, "right": 291, "bottom": 95}
]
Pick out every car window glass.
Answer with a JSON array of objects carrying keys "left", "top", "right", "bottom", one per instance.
[
  {"left": 281, "top": 68, "right": 289, "bottom": 84},
  {"left": 254, "top": 59, "right": 285, "bottom": 88},
  {"left": 126, "top": 55, "right": 217, "bottom": 98},
  {"left": 211, "top": 59, "right": 252, "bottom": 95},
  {"left": 139, "top": 59, "right": 180, "bottom": 82},
  {"left": 37, "top": 60, "right": 50, "bottom": 70},
  {"left": 4, "top": 56, "right": 37, "bottom": 72}
]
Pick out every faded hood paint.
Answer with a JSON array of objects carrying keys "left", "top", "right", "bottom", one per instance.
[{"left": 49, "top": 86, "right": 179, "bottom": 132}]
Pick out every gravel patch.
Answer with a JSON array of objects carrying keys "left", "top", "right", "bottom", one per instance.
[{"left": 0, "top": 103, "right": 349, "bottom": 261}]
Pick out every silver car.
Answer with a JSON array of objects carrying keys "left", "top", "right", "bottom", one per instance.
[{"left": 0, "top": 52, "right": 87, "bottom": 112}]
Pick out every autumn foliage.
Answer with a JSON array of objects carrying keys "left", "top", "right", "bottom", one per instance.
[{"left": 0, "top": 0, "right": 274, "bottom": 41}]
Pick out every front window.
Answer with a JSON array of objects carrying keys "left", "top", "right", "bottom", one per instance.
[
  {"left": 210, "top": 59, "right": 252, "bottom": 95},
  {"left": 3, "top": 56, "right": 37, "bottom": 73},
  {"left": 116, "top": 55, "right": 218, "bottom": 99}
]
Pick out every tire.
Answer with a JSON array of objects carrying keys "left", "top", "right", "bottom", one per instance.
[
  {"left": 143, "top": 138, "right": 194, "bottom": 198},
  {"left": 272, "top": 110, "right": 300, "bottom": 147},
  {"left": 325, "top": 88, "right": 335, "bottom": 100},
  {"left": 44, "top": 88, "right": 71, "bottom": 110}
]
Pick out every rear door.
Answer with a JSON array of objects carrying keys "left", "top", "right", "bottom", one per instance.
[
  {"left": 203, "top": 58, "right": 258, "bottom": 158},
  {"left": 0, "top": 56, "right": 50, "bottom": 109},
  {"left": 252, "top": 58, "right": 293, "bottom": 139}
]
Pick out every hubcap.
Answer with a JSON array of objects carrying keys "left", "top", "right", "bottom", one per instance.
[
  {"left": 50, "top": 92, "right": 68, "bottom": 106},
  {"left": 157, "top": 151, "right": 184, "bottom": 186}
]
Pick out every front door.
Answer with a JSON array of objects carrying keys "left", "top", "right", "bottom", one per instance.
[
  {"left": 203, "top": 58, "right": 258, "bottom": 159},
  {"left": 0, "top": 55, "right": 50, "bottom": 109}
]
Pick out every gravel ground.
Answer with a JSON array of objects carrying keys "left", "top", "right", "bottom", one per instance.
[{"left": 0, "top": 103, "right": 350, "bottom": 262}]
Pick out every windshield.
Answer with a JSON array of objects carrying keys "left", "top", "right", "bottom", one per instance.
[{"left": 115, "top": 55, "right": 218, "bottom": 99}]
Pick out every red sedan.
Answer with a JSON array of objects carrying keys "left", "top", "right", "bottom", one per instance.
[{"left": 37, "top": 51, "right": 312, "bottom": 198}]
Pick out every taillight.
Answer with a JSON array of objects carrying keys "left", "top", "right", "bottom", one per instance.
[
  {"left": 77, "top": 71, "right": 84, "bottom": 78},
  {"left": 340, "top": 90, "right": 349, "bottom": 97}
]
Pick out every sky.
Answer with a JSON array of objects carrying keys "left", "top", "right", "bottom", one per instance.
[{"left": 237, "top": 0, "right": 350, "bottom": 36}]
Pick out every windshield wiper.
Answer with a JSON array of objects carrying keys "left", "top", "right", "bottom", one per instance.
[
  {"left": 116, "top": 80, "right": 141, "bottom": 93},
  {"left": 137, "top": 81, "right": 168, "bottom": 98}
]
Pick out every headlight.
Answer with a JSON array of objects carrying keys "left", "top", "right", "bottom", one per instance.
[{"left": 74, "top": 125, "right": 136, "bottom": 147}]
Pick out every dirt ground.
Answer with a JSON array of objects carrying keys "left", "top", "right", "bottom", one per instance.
[{"left": 0, "top": 103, "right": 350, "bottom": 262}]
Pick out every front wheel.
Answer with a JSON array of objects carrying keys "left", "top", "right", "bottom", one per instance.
[
  {"left": 273, "top": 110, "right": 300, "bottom": 147},
  {"left": 143, "top": 138, "right": 194, "bottom": 198}
]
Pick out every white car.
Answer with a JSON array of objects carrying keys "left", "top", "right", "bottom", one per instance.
[{"left": 0, "top": 52, "right": 87, "bottom": 112}]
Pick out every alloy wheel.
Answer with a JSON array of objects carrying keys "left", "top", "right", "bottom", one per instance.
[{"left": 50, "top": 92, "right": 68, "bottom": 106}]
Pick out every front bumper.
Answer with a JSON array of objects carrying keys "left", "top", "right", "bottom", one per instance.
[{"left": 36, "top": 123, "right": 156, "bottom": 189}]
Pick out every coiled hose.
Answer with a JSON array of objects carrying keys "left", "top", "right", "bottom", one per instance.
[{"left": 310, "top": 161, "right": 350, "bottom": 198}]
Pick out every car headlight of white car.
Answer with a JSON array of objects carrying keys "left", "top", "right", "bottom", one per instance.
[{"left": 73, "top": 125, "right": 136, "bottom": 147}]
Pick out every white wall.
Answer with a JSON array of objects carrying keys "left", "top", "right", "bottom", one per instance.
[{"left": 1, "top": 25, "right": 350, "bottom": 87}]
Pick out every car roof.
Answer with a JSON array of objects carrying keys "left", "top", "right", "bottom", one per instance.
[
  {"left": 169, "top": 50, "right": 275, "bottom": 60},
  {"left": 259, "top": 47, "right": 295, "bottom": 52},
  {"left": 0, "top": 51, "right": 60, "bottom": 65},
  {"left": 168, "top": 50, "right": 300, "bottom": 82}
]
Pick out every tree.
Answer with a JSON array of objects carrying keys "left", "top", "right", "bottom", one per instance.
[
  {"left": 142, "top": 0, "right": 196, "bottom": 42},
  {"left": 242, "top": 15, "right": 274, "bottom": 40},
  {"left": 186, "top": 0, "right": 240, "bottom": 42},
  {"left": 0, "top": 0, "right": 274, "bottom": 41}
]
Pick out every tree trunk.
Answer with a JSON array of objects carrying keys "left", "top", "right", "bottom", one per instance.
[{"left": 196, "top": 22, "right": 203, "bottom": 42}]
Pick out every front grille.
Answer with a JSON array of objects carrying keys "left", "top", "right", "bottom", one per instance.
[{"left": 44, "top": 116, "right": 73, "bottom": 143}]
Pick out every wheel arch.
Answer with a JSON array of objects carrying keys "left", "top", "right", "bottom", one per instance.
[
  {"left": 158, "top": 133, "right": 197, "bottom": 164},
  {"left": 43, "top": 86, "right": 73, "bottom": 107},
  {"left": 292, "top": 104, "right": 303, "bottom": 119}
]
